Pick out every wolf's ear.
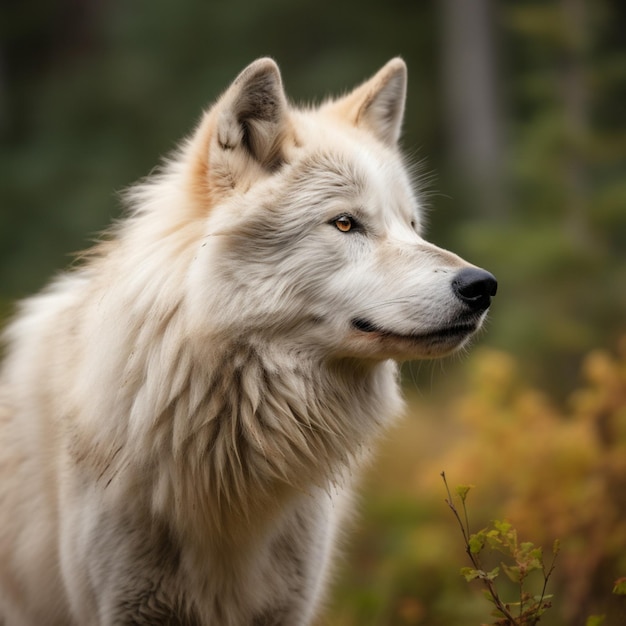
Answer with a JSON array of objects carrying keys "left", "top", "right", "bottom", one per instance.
[
  {"left": 331, "top": 58, "right": 407, "bottom": 146},
  {"left": 215, "top": 58, "right": 288, "bottom": 168}
]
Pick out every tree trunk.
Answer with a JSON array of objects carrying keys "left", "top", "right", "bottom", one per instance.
[
  {"left": 560, "top": 0, "right": 591, "bottom": 248},
  {"left": 440, "top": 0, "right": 506, "bottom": 218}
]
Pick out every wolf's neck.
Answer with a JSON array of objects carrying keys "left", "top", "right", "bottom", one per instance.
[{"left": 115, "top": 331, "right": 402, "bottom": 536}]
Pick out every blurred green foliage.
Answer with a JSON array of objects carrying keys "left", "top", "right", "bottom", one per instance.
[
  {"left": 2, "top": 0, "right": 625, "bottom": 395},
  {"left": 1, "top": 1, "right": 626, "bottom": 624},
  {"left": 2, "top": 0, "right": 625, "bottom": 393}
]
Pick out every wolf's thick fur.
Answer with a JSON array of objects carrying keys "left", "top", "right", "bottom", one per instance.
[{"left": 0, "top": 59, "right": 495, "bottom": 625}]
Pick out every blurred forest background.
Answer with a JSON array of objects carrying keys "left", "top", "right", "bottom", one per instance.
[{"left": 1, "top": 0, "right": 625, "bottom": 624}]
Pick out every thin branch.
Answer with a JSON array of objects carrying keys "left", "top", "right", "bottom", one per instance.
[
  {"left": 441, "top": 472, "right": 470, "bottom": 543},
  {"left": 536, "top": 542, "right": 559, "bottom": 619},
  {"left": 441, "top": 472, "right": 518, "bottom": 625}
]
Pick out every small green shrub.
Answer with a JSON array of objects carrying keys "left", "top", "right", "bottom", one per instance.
[{"left": 442, "top": 473, "right": 558, "bottom": 625}]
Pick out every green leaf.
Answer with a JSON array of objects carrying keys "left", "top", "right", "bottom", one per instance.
[
  {"left": 485, "top": 529, "right": 502, "bottom": 550},
  {"left": 532, "top": 593, "right": 553, "bottom": 603},
  {"left": 501, "top": 562, "right": 521, "bottom": 583},
  {"left": 586, "top": 616, "right": 606, "bottom": 626},
  {"left": 482, "top": 589, "right": 496, "bottom": 604},
  {"left": 494, "top": 520, "right": 513, "bottom": 534},
  {"left": 612, "top": 577, "right": 626, "bottom": 595},
  {"left": 526, "top": 547, "right": 544, "bottom": 571},
  {"left": 455, "top": 484, "right": 474, "bottom": 501},
  {"left": 469, "top": 534, "right": 485, "bottom": 554},
  {"left": 461, "top": 567, "right": 499, "bottom": 583},
  {"left": 460, "top": 567, "right": 480, "bottom": 582},
  {"left": 486, "top": 566, "right": 500, "bottom": 581},
  {"left": 504, "top": 600, "right": 522, "bottom": 609}
]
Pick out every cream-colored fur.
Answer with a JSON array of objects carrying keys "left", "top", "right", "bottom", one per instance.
[{"left": 0, "top": 58, "right": 494, "bottom": 625}]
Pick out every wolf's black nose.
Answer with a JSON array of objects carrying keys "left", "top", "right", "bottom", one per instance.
[{"left": 452, "top": 267, "right": 497, "bottom": 312}]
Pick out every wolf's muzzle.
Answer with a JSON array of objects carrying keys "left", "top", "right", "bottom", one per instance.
[{"left": 451, "top": 267, "right": 498, "bottom": 312}]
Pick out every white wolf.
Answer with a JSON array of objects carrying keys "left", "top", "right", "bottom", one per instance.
[{"left": 0, "top": 58, "right": 496, "bottom": 625}]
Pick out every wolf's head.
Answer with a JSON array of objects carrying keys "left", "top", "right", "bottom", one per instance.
[{"left": 176, "top": 58, "right": 496, "bottom": 361}]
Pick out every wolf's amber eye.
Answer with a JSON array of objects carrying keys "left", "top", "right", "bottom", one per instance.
[{"left": 333, "top": 216, "right": 353, "bottom": 233}]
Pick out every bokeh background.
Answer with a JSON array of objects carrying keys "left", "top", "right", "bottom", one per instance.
[{"left": 1, "top": 0, "right": 625, "bottom": 624}]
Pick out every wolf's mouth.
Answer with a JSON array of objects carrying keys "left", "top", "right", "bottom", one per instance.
[{"left": 351, "top": 317, "right": 478, "bottom": 343}]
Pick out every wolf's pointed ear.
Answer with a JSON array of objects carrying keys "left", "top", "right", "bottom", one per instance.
[
  {"left": 215, "top": 58, "right": 288, "bottom": 168},
  {"left": 331, "top": 58, "right": 407, "bottom": 146}
]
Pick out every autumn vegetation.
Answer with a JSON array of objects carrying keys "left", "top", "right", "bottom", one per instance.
[
  {"left": 326, "top": 342, "right": 626, "bottom": 625},
  {"left": 1, "top": 1, "right": 625, "bottom": 625}
]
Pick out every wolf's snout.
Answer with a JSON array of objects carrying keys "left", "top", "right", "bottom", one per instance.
[{"left": 451, "top": 267, "right": 498, "bottom": 312}]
